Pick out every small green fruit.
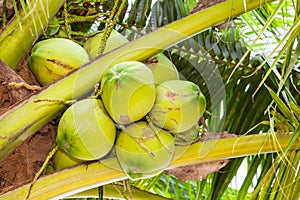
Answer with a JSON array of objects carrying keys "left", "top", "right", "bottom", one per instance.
[
  {"left": 56, "top": 99, "right": 116, "bottom": 161},
  {"left": 84, "top": 29, "right": 129, "bottom": 59},
  {"left": 101, "top": 61, "right": 156, "bottom": 124},
  {"left": 174, "top": 124, "right": 201, "bottom": 145},
  {"left": 45, "top": 17, "right": 60, "bottom": 36},
  {"left": 53, "top": 147, "right": 84, "bottom": 170},
  {"left": 115, "top": 121, "right": 174, "bottom": 180},
  {"left": 145, "top": 53, "right": 179, "bottom": 84},
  {"left": 28, "top": 38, "right": 89, "bottom": 85},
  {"left": 149, "top": 80, "right": 206, "bottom": 133}
]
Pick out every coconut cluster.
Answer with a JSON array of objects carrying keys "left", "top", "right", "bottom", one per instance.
[{"left": 28, "top": 30, "right": 206, "bottom": 180}]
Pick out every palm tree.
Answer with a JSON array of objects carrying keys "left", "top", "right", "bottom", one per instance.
[{"left": 0, "top": 0, "right": 299, "bottom": 199}]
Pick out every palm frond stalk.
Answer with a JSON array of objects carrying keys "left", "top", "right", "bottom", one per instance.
[
  {"left": 0, "top": 0, "right": 65, "bottom": 69},
  {"left": 1, "top": 133, "right": 298, "bottom": 199}
]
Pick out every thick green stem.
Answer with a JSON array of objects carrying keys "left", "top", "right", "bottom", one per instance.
[
  {"left": 0, "top": 133, "right": 298, "bottom": 199},
  {"left": 66, "top": 184, "right": 170, "bottom": 199},
  {"left": 0, "top": 0, "right": 65, "bottom": 69},
  {"left": 0, "top": 0, "right": 275, "bottom": 161}
]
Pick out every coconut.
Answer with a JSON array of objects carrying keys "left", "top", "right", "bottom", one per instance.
[
  {"left": 149, "top": 80, "right": 206, "bottom": 133},
  {"left": 174, "top": 124, "right": 201, "bottom": 145},
  {"left": 28, "top": 38, "right": 89, "bottom": 86},
  {"left": 145, "top": 53, "right": 179, "bottom": 84},
  {"left": 84, "top": 29, "right": 129, "bottom": 59},
  {"left": 56, "top": 99, "right": 116, "bottom": 161},
  {"left": 100, "top": 61, "right": 156, "bottom": 124},
  {"left": 115, "top": 121, "right": 174, "bottom": 180},
  {"left": 53, "top": 147, "right": 84, "bottom": 170}
]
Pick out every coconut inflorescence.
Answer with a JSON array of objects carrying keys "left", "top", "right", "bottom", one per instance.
[{"left": 29, "top": 30, "right": 207, "bottom": 182}]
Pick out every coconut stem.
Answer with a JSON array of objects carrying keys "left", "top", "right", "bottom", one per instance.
[
  {"left": 3, "top": 81, "right": 41, "bottom": 91},
  {"left": 63, "top": 2, "right": 72, "bottom": 40},
  {"left": 196, "top": 125, "right": 206, "bottom": 136},
  {"left": 133, "top": 137, "right": 156, "bottom": 158},
  {"left": 114, "top": 180, "right": 132, "bottom": 200},
  {"left": 119, "top": 124, "right": 156, "bottom": 158},
  {"left": 97, "top": 0, "right": 127, "bottom": 55},
  {"left": 146, "top": 116, "right": 173, "bottom": 154},
  {"left": 34, "top": 98, "right": 77, "bottom": 105},
  {"left": 175, "top": 133, "right": 201, "bottom": 145},
  {"left": 26, "top": 144, "right": 59, "bottom": 199},
  {"left": 199, "top": 116, "right": 209, "bottom": 132},
  {"left": 94, "top": 83, "right": 103, "bottom": 99},
  {"left": 125, "top": 179, "right": 132, "bottom": 200}
]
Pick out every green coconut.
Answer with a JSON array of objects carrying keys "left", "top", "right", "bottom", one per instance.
[
  {"left": 174, "top": 124, "right": 202, "bottom": 145},
  {"left": 84, "top": 29, "right": 129, "bottom": 59},
  {"left": 115, "top": 121, "right": 174, "bottom": 180},
  {"left": 53, "top": 147, "right": 84, "bottom": 170},
  {"left": 100, "top": 61, "right": 156, "bottom": 124},
  {"left": 149, "top": 80, "right": 206, "bottom": 133},
  {"left": 145, "top": 53, "right": 179, "bottom": 84},
  {"left": 56, "top": 98, "right": 116, "bottom": 161},
  {"left": 28, "top": 38, "right": 89, "bottom": 86}
]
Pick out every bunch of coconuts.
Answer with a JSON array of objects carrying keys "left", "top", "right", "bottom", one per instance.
[{"left": 28, "top": 30, "right": 206, "bottom": 180}]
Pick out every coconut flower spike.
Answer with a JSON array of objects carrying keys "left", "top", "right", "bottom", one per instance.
[{"left": 26, "top": 145, "right": 59, "bottom": 199}]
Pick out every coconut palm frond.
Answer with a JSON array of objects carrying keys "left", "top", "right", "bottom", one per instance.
[{"left": 131, "top": 172, "right": 245, "bottom": 199}]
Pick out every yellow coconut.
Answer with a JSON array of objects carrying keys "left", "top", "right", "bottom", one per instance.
[
  {"left": 149, "top": 80, "right": 206, "bottom": 133},
  {"left": 100, "top": 61, "right": 156, "bottom": 124},
  {"left": 174, "top": 124, "right": 201, "bottom": 145},
  {"left": 53, "top": 147, "right": 84, "bottom": 170},
  {"left": 84, "top": 29, "right": 129, "bottom": 59},
  {"left": 28, "top": 38, "right": 89, "bottom": 86},
  {"left": 115, "top": 121, "right": 174, "bottom": 180},
  {"left": 145, "top": 53, "right": 179, "bottom": 84},
  {"left": 56, "top": 99, "right": 116, "bottom": 161}
]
